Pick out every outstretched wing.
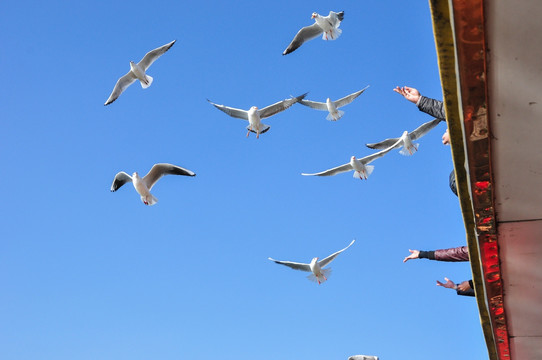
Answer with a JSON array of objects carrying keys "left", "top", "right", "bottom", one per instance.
[
  {"left": 258, "top": 93, "right": 307, "bottom": 119},
  {"left": 138, "top": 40, "right": 176, "bottom": 70},
  {"left": 283, "top": 23, "right": 323, "bottom": 55},
  {"left": 104, "top": 71, "right": 137, "bottom": 105},
  {"left": 301, "top": 162, "right": 352, "bottom": 177},
  {"left": 360, "top": 137, "right": 404, "bottom": 164},
  {"left": 143, "top": 163, "right": 195, "bottom": 190},
  {"left": 298, "top": 99, "right": 328, "bottom": 111},
  {"left": 334, "top": 85, "right": 369, "bottom": 109},
  {"left": 111, "top": 171, "right": 132, "bottom": 192},
  {"left": 365, "top": 137, "right": 401, "bottom": 150},
  {"left": 318, "top": 239, "right": 355, "bottom": 268},
  {"left": 410, "top": 118, "right": 443, "bottom": 141},
  {"left": 268, "top": 258, "right": 311, "bottom": 272},
  {"left": 207, "top": 100, "right": 249, "bottom": 120}
]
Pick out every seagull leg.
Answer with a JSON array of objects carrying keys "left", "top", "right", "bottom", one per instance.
[{"left": 256, "top": 130, "right": 260, "bottom": 139}]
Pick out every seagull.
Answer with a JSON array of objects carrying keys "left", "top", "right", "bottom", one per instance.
[
  {"left": 207, "top": 93, "right": 307, "bottom": 138},
  {"left": 268, "top": 240, "right": 355, "bottom": 284},
  {"left": 348, "top": 356, "right": 379, "bottom": 360},
  {"left": 283, "top": 11, "right": 344, "bottom": 55},
  {"left": 110, "top": 163, "right": 195, "bottom": 205},
  {"left": 104, "top": 40, "right": 176, "bottom": 105},
  {"left": 365, "top": 118, "right": 443, "bottom": 156},
  {"left": 299, "top": 86, "right": 369, "bottom": 121},
  {"left": 301, "top": 138, "right": 402, "bottom": 180}
]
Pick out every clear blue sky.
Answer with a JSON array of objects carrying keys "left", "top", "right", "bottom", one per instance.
[{"left": 1, "top": 1, "right": 487, "bottom": 359}]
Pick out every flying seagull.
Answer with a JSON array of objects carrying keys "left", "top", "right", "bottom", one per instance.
[
  {"left": 104, "top": 40, "right": 176, "bottom": 105},
  {"left": 110, "top": 163, "right": 195, "bottom": 205},
  {"left": 268, "top": 239, "right": 355, "bottom": 284},
  {"left": 348, "top": 356, "right": 379, "bottom": 360},
  {"left": 283, "top": 11, "right": 344, "bottom": 55},
  {"left": 299, "top": 86, "right": 369, "bottom": 121},
  {"left": 302, "top": 138, "right": 402, "bottom": 180},
  {"left": 365, "top": 118, "right": 443, "bottom": 156},
  {"left": 207, "top": 93, "right": 307, "bottom": 138}
]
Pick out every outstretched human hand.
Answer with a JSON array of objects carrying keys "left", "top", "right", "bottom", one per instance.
[
  {"left": 393, "top": 86, "right": 421, "bottom": 104},
  {"left": 436, "top": 277, "right": 457, "bottom": 290},
  {"left": 403, "top": 249, "right": 420, "bottom": 263}
]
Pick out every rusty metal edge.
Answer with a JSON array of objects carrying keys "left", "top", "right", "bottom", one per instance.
[{"left": 427, "top": 0, "right": 498, "bottom": 359}]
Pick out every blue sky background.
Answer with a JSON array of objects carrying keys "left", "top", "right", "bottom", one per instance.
[{"left": 1, "top": 1, "right": 487, "bottom": 359}]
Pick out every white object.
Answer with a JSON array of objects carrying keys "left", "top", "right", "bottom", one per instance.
[
  {"left": 301, "top": 138, "right": 402, "bottom": 180},
  {"left": 104, "top": 40, "right": 176, "bottom": 105},
  {"left": 283, "top": 11, "right": 344, "bottom": 55},
  {"left": 207, "top": 93, "right": 307, "bottom": 138},
  {"left": 268, "top": 240, "right": 355, "bottom": 284},
  {"left": 348, "top": 355, "right": 379, "bottom": 360},
  {"left": 365, "top": 118, "right": 443, "bottom": 156},
  {"left": 111, "top": 163, "right": 195, "bottom": 205},
  {"left": 299, "top": 86, "right": 369, "bottom": 121}
]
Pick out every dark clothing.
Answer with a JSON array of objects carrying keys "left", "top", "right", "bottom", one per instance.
[
  {"left": 457, "top": 280, "right": 475, "bottom": 297},
  {"left": 416, "top": 95, "right": 457, "bottom": 196},
  {"left": 417, "top": 96, "right": 446, "bottom": 120},
  {"left": 418, "top": 246, "right": 469, "bottom": 262},
  {"left": 449, "top": 169, "right": 457, "bottom": 196}
]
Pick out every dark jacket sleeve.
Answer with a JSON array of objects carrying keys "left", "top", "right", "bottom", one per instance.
[
  {"left": 434, "top": 246, "right": 469, "bottom": 261},
  {"left": 418, "top": 246, "right": 469, "bottom": 262},
  {"left": 417, "top": 96, "right": 446, "bottom": 120}
]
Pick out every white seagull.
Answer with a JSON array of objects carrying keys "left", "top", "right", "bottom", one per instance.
[
  {"left": 283, "top": 11, "right": 344, "bottom": 55},
  {"left": 207, "top": 93, "right": 307, "bottom": 138},
  {"left": 104, "top": 40, "right": 176, "bottom": 105},
  {"left": 365, "top": 118, "right": 443, "bottom": 156},
  {"left": 302, "top": 138, "right": 402, "bottom": 180},
  {"left": 268, "top": 240, "right": 355, "bottom": 284},
  {"left": 299, "top": 86, "right": 369, "bottom": 121},
  {"left": 110, "top": 163, "right": 195, "bottom": 205},
  {"left": 348, "top": 356, "right": 379, "bottom": 360}
]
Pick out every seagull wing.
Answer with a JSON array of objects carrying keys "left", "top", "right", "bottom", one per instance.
[
  {"left": 302, "top": 162, "right": 353, "bottom": 177},
  {"left": 207, "top": 100, "right": 249, "bottom": 120},
  {"left": 138, "top": 40, "right": 176, "bottom": 70},
  {"left": 104, "top": 71, "right": 137, "bottom": 105},
  {"left": 327, "top": 10, "right": 345, "bottom": 25},
  {"left": 334, "top": 86, "right": 369, "bottom": 109},
  {"left": 318, "top": 239, "right": 355, "bottom": 268},
  {"left": 143, "top": 163, "right": 195, "bottom": 190},
  {"left": 258, "top": 93, "right": 307, "bottom": 119},
  {"left": 283, "top": 23, "right": 323, "bottom": 55},
  {"left": 268, "top": 258, "right": 311, "bottom": 272},
  {"left": 365, "top": 137, "right": 401, "bottom": 150},
  {"left": 298, "top": 99, "right": 328, "bottom": 111},
  {"left": 111, "top": 171, "right": 132, "bottom": 192},
  {"left": 409, "top": 118, "right": 443, "bottom": 141},
  {"left": 360, "top": 137, "right": 404, "bottom": 164}
]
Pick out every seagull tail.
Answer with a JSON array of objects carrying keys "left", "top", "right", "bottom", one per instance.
[
  {"left": 141, "top": 194, "right": 158, "bottom": 206},
  {"left": 246, "top": 124, "right": 271, "bottom": 135},
  {"left": 307, "top": 268, "right": 332, "bottom": 284},
  {"left": 399, "top": 143, "right": 419, "bottom": 156},
  {"left": 327, "top": 110, "right": 345, "bottom": 121},
  {"left": 353, "top": 165, "right": 374, "bottom": 180},
  {"left": 322, "top": 27, "right": 342, "bottom": 41},
  {"left": 140, "top": 75, "right": 154, "bottom": 89}
]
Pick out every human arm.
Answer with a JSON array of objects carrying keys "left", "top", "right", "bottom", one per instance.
[
  {"left": 437, "top": 278, "right": 475, "bottom": 297},
  {"left": 403, "top": 246, "right": 468, "bottom": 262}
]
